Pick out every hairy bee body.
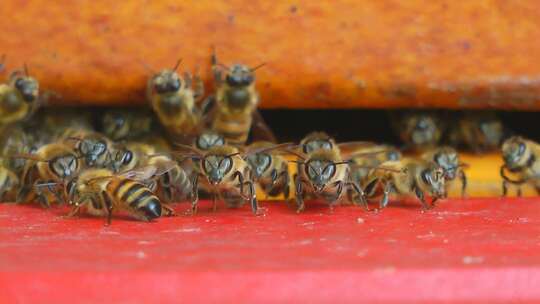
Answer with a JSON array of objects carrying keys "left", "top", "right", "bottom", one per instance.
[
  {"left": 349, "top": 144, "right": 402, "bottom": 187},
  {"left": 110, "top": 142, "right": 156, "bottom": 173},
  {"left": 500, "top": 136, "right": 540, "bottom": 196},
  {"left": 190, "top": 145, "right": 260, "bottom": 214},
  {"left": 147, "top": 64, "right": 203, "bottom": 144},
  {"left": 211, "top": 83, "right": 258, "bottom": 145},
  {"left": 67, "top": 168, "right": 163, "bottom": 223},
  {"left": 208, "top": 50, "right": 275, "bottom": 146},
  {"left": 363, "top": 158, "right": 446, "bottom": 210},
  {"left": 0, "top": 124, "right": 34, "bottom": 175},
  {"left": 0, "top": 67, "right": 42, "bottom": 126},
  {"left": 246, "top": 141, "right": 290, "bottom": 198},
  {"left": 18, "top": 143, "right": 80, "bottom": 206}
]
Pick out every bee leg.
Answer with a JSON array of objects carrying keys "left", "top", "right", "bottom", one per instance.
[
  {"left": 191, "top": 72, "right": 205, "bottom": 101},
  {"left": 294, "top": 174, "right": 305, "bottom": 213},
  {"left": 414, "top": 186, "right": 431, "bottom": 211},
  {"left": 379, "top": 180, "right": 395, "bottom": 210},
  {"left": 210, "top": 46, "right": 224, "bottom": 85},
  {"left": 346, "top": 181, "right": 369, "bottom": 211},
  {"left": 246, "top": 180, "right": 263, "bottom": 215},
  {"left": 48, "top": 184, "right": 64, "bottom": 205},
  {"left": 33, "top": 182, "right": 51, "bottom": 208},
  {"left": 190, "top": 174, "right": 199, "bottom": 215},
  {"left": 502, "top": 180, "right": 508, "bottom": 197},
  {"left": 101, "top": 191, "right": 114, "bottom": 225},
  {"left": 212, "top": 193, "right": 218, "bottom": 212},
  {"left": 517, "top": 187, "right": 523, "bottom": 197},
  {"left": 459, "top": 170, "right": 467, "bottom": 199},
  {"left": 162, "top": 204, "right": 176, "bottom": 217}
]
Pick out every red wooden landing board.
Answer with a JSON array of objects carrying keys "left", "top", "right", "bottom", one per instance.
[{"left": 1, "top": 198, "right": 540, "bottom": 303}]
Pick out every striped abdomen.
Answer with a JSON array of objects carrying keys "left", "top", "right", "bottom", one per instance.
[
  {"left": 212, "top": 112, "right": 252, "bottom": 145},
  {"left": 161, "top": 165, "right": 191, "bottom": 202},
  {"left": 109, "top": 178, "right": 162, "bottom": 220}
]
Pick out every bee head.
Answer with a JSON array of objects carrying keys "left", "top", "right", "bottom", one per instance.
[
  {"left": 502, "top": 136, "right": 528, "bottom": 170},
  {"left": 420, "top": 164, "right": 446, "bottom": 198},
  {"left": 305, "top": 158, "right": 337, "bottom": 192},
  {"left": 478, "top": 117, "right": 503, "bottom": 147},
  {"left": 433, "top": 147, "right": 459, "bottom": 180},
  {"left": 202, "top": 154, "right": 234, "bottom": 185},
  {"left": 13, "top": 76, "right": 39, "bottom": 103},
  {"left": 404, "top": 114, "right": 439, "bottom": 147},
  {"left": 50, "top": 154, "right": 79, "bottom": 180},
  {"left": 225, "top": 64, "right": 255, "bottom": 87},
  {"left": 195, "top": 131, "right": 225, "bottom": 151},
  {"left": 153, "top": 70, "right": 182, "bottom": 94},
  {"left": 78, "top": 136, "right": 108, "bottom": 167},
  {"left": 246, "top": 152, "right": 272, "bottom": 179},
  {"left": 111, "top": 147, "right": 134, "bottom": 172}
]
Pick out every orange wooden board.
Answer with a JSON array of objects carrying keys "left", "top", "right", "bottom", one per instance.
[{"left": 2, "top": 1, "right": 540, "bottom": 109}]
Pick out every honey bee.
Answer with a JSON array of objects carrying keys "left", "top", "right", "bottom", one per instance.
[
  {"left": 0, "top": 64, "right": 48, "bottom": 126},
  {"left": 65, "top": 166, "right": 174, "bottom": 224},
  {"left": 348, "top": 144, "right": 402, "bottom": 191},
  {"left": 421, "top": 147, "right": 468, "bottom": 197},
  {"left": 448, "top": 112, "right": 504, "bottom": 153},
  {"left": 362, "top": 158, "right": 446, "bottom": 210},
  {"left": 205, "top": 48, "right": 276, "bottom": 146},
  {"left": 500, "top": 136, "right": 540, "bottom": 196},
  {"left": 101, "top": 109, "right": 155, "bottom": 141},
  {"left": 245, "top": 141, "right": 290, "bottom": 199},
  {"left": 393, "top": 112, "right": 443, "bottom": 151},
  {"left": 61, "top": 129, "right": 113, "bottom": 168},
  {"left": 146, "top": 59, "right": 204, "bottom": 144},
  {"left": 292, "top": 146, "right": 366, "bottom": 213},
  {"left": 176, "top": 143, "right": 286, "bottom": 215},
  {"left": 17, "top": 143, "right": 80, "bottom": 207}
]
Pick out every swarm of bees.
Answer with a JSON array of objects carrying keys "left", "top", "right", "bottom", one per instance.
[{"left": 0, "top": 52, "right": 536, "bottom": 224}]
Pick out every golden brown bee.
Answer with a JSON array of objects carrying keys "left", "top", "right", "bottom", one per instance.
[
  {"left": 448, "top": 112, "right": 504, "bottom": 153},
  {"left": 205, "top": 48, "right": 276, "bottom": 146},
  {"left": 292, "top": 147, "right": 366, "bottom": 213},
  {"left": 0, "top": 165, "right": 20, "bottom": 202},
  {"left": 0, "top": 65, "right": 49, "bottom": 126},
  {"left": 17, "top": 143, "right": 80, "bottom": 207},
  {"left": 61, "top": 129, "right": 113, "bottom": 168},
  {"left": 362, "top": 158, "right": 446, "bottom": 210},
  {"left": 101, "top": 109, "right": 155, "bottom": 141},
  {"left": 500, "top": 136, "right": 540, "bottom": 196},
  {"left": 65, "top": 166, "right": 174, "bottom": 224},
  {"left": 421, "top": 147, "right": 468, "bottom": 198},
  {"left": 35, "top": 108, "right": 95, "bottom": 141},
  {"left": 177, "top": 143, "right": 273, "bottom": 215},
  {"left": 393, "top": 112, "right": 443, "bottom": 151},
  {"left": 348, "top": 144, "right": 402, "bottom": 191},
  {"left": 245, "top": 141, "right": 290, "bottom": 199},
  {"left": 146, "top": 59, "right": 204, "bottom": 144},
  {"left": 300, "top": 131, "right": 339, "bottom": 154}
]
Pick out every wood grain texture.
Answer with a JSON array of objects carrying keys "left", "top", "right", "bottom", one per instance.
[{"left": 2, "top": 1, "right": 540, "bottom": 109}]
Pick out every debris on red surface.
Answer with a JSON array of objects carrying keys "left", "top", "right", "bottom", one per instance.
[{"left": 1, "top": 198, "right": 540, "bottom": 303}]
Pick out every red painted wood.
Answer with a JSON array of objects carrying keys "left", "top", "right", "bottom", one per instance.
[{"left": 1, "top": 198, "right": 540, "bottom": 303}]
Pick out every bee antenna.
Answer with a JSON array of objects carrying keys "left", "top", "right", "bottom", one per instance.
[
  {"left": 250, "top": 62, "right": 267, "bottom": 72},
  {"left": 172, "top": 58, "right": 183, "bottom": 72},
  {"left": 217, "top": 63, "right": 229, "bottom": 70},
  {"left": 23, "top": 63, "right": 29, "bottom": 76}
]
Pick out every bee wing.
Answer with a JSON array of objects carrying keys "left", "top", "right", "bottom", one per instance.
[
  {"left": 251, "top": 110, "right": 278, "bottom": 143},
  {"left": 337, "top": 141, "right": 378, "bottom": 155},
  {"left": 346, "top": 149, "right": 391, "bottom": 161},
  {"left": 243, "top": 142, "right": 298, "bottom": 157},
  {"left": 8, "top": 153, "right": 43, "bottom": 162},
  {"left": 119, "top": 161, "right": 178, "bottom": 181}
]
